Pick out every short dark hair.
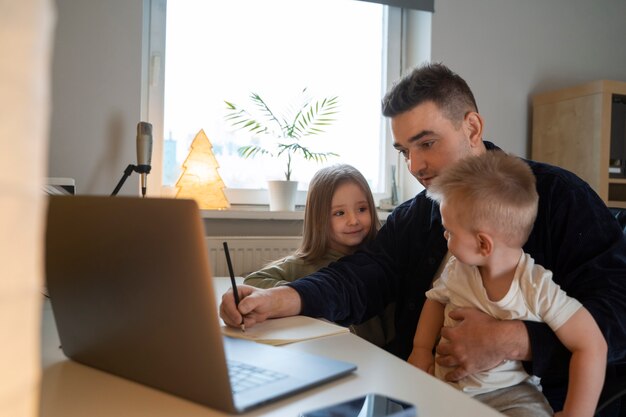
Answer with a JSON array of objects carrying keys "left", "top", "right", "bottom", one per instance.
[{"left": 381, "top": 63, "right": 478, "bottom": 126}]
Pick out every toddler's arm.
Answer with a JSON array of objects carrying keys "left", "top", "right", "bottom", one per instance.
[
  {"left": 553, "top": 307, "right": 607, "bottom": 417},
  {"left": 408, "top": 299, "right": 445, "bottom": 375}
]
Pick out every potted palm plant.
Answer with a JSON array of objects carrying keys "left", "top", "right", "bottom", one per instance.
[{"left": 224, "top": 88, "right": 339, "bottom": 210}]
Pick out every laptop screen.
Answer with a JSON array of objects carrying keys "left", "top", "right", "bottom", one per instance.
[{"left": 45, "top": 196, "right": 356, "bottom": 413}]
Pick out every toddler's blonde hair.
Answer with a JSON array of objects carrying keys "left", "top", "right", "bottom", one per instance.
[{"left": 427, "top": 151, "right": 538, "bottom": 247}]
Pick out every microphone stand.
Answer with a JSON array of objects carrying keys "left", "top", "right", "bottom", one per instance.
[{"left": 111, "top": 164, "right": 151, "bottom": 196}]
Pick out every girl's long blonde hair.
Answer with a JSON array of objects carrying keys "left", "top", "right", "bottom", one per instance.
[{"left": 295, "top": 164, "right": 380, "bottom": 263}]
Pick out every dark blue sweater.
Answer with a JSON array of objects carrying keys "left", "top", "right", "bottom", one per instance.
[{"left": 288, "top": 142, "right": 626, "bottom": 409}]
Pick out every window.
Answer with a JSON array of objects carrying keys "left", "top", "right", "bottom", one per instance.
[{"left": 151, "top": 0, "right": 404, "bottom": 205}]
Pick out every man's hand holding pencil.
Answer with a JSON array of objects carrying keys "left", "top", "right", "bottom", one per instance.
[{"left": 219, "top": 284, "right": 303, "bottom": 329}]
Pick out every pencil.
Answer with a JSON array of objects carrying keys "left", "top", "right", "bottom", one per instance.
[{"left": 223, "top": 241, "right": 245, "bottom": 332}]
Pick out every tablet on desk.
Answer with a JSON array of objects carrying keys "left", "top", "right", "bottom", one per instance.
[{"left": 300, "top": 393, "right": 416, "bottom": 417}]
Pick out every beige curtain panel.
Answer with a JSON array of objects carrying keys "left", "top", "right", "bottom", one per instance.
[{"left": 0, "top": 0, "right": 55, "bottom": 416}]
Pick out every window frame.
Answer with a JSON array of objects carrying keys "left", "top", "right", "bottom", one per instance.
[{"left": 145, "top": 1, "right": 404, "bottom": 207}]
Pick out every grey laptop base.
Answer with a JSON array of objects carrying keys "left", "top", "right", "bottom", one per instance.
[{"left": 45, "top": 196, "right": 356, "bottom": 413}]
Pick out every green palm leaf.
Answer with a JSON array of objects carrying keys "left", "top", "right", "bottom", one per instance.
[{"left": 224, "top": 89, "right": 340, "bottom": 180}]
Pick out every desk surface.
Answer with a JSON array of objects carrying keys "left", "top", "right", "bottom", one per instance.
[{"left": 40, "top": 278, "right": 503, "bottom": 417}]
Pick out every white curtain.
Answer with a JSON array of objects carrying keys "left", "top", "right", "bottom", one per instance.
[{"left": 0, "top": 0, "right": 55, "bottom": 416}]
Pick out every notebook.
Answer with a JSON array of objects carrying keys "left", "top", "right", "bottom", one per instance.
[
  {"left": 45, "top": 195, "right": 357, "bottom": 413},
  {"left": 221, "top": 315, "right": 350, "bottom": 346}
]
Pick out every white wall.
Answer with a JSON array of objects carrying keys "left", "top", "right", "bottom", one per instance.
[
  {"left": 48, "top": 0, "right": 626, "bottom": 197},
  {"left": 49, "top": 0, "right": 145, "bottom": 195},
  {"left": 429, "top": 0, "right": 626, "bottom": 158}
]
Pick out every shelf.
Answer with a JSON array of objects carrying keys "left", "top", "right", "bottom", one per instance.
[
  {"left": 608, "top": 201, "right": 626, "bottom": 209},
  {"left": 609, "top": 183, "right": 626, "bottom": 203},
  {"left": 532, "top": 79, "right": 626, "bottom": 207}
]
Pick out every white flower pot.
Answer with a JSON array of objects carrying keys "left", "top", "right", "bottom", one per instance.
[{"left": 267, "top": 180, "right": 298, "bottom": 211}]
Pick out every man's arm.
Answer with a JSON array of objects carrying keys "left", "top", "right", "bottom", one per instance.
[
  {"left": 219, "top": 285, "right": 302, "bottom": 328},
  {"left": 221, "top": 198, "right": 421, "bottom": 331},
  {"left": 524, "top": 163, "right": 626, "bottom": 381},
  {"left": 287, "top": 201, "right": 420, "bottom": 325}
]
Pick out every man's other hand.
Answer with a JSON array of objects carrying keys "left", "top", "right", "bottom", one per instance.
[{"left": 435, "top": 307, "right": 530, "bottom": 381}]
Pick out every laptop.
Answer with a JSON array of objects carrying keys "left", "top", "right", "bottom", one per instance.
[{"left": 45, "top": 195, "right": 356, "bottom": 413}]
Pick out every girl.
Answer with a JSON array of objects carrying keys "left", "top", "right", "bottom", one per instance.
[{"left": 244, "top": 164, "right": 393, "bottom": 346}]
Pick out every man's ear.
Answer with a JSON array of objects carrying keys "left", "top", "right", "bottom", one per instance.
[
  {"left": 464, "top": 111, "right": 484, "bottom": 148},
  {"left": 476, "top": 232, "right": 493, "bottom": 257}
]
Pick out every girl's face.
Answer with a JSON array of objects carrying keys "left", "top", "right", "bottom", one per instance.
[{"left": 327, "top": 182, "right": 372, "bottom": 255}]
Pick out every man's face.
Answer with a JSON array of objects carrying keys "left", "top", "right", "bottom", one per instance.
[{"left": 391, "top": 101, "right": 484, "bottom": 189}]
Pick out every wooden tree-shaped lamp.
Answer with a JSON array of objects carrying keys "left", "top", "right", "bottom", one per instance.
[{"left": 175, "top": 129, "right": 230, "bottom": 210}]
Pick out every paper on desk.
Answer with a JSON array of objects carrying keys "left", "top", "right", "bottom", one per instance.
[{"left": 221, "top": 316, "right": 350, "bottom": 346}]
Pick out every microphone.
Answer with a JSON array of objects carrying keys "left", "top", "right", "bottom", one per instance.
[{"left": 136, "top": 122, "right": 153, "bottom": 197}]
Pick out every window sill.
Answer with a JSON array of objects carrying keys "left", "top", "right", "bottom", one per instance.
[
  {"left": 200, "top": 205, "right": 305, "bottom": 220},
  {"left": 200, "top": 205, "right": 392, "bottom": 221}
]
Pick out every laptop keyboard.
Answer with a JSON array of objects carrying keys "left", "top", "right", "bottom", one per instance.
[{"left": 227, "top": 360, "right": 288, "bottom": 393}]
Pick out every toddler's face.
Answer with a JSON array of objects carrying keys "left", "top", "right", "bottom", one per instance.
[
  {"left": 440, "top": 202, "right": 482, "bottom": 266},
  {"left": 327, "top": 182, "right": 372, "bottom": 255}
]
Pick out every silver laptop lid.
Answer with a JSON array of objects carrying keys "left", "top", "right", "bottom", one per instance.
[{"left": 46, "top": 196, "right": 237, "bottom": 410}]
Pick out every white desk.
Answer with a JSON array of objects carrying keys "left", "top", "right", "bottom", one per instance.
[{"left": 40, "top": 278, "right": 503, "bottom": 417}]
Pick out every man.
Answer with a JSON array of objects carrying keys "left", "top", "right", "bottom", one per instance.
[{"left": 221, "top": 63, "right": 626, "bottom": 415}]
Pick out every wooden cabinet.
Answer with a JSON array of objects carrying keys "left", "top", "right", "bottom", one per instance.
[{"left": 532, "top": 80, "right": 626, "bottom": 208}]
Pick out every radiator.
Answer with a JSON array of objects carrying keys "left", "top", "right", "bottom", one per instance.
[{"left": 206, "top": 236, "right": 302, "bottom": 277}]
